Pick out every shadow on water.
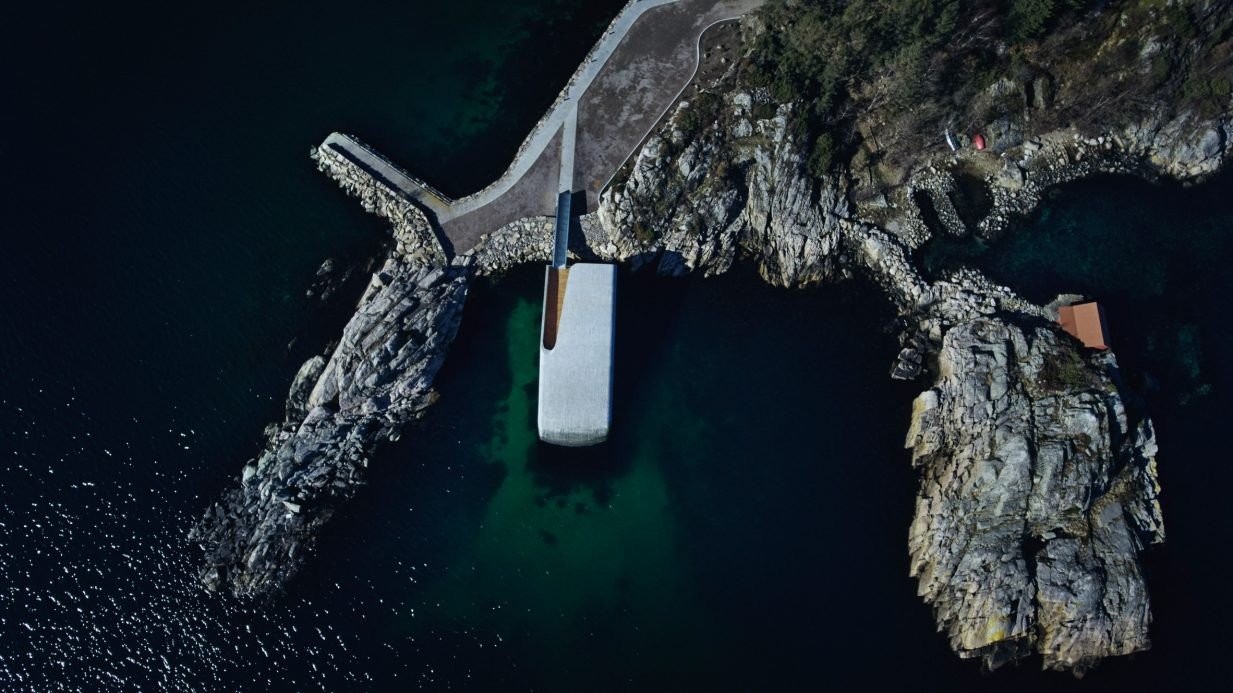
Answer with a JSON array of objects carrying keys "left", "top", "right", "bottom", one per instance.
[
  {"left": 531, "top": 441, "right": 628, "bottom": 506},
  {"left": 917, "top": 231, "right": 989, "bottom": 281}
]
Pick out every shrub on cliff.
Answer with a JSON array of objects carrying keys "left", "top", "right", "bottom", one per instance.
[
  {"left": 744, "top": 0, "right": 999, "bottom": 175},
  {"left": 809, "top": 132, "right": 836, "bottom": 176},
  {"left": 1006, "top": 0, "right": 1089, "bottom": 43},
  {"left": 742, "top": 0, "right": 1230, "bottom": 181}
]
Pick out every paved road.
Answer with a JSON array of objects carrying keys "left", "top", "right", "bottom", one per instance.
[
  {"left": 448, "top": 0, "right": 683, "bottom": 219},
  {"left": 324, "top": 0, "right": 765, "bottom": 253},
  {"left": 574, "top": 0, "right": 762, "bottom": 207}
]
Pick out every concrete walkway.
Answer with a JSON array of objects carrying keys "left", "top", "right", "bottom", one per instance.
[
  {"left": 450, "top": 0, "right": 683, "bottom": 218},
  {"left": 574, "top": 0, "right": 762, "bottom": 207},
  {"left": 322, "top": 133, "right": 453, "bottom": 218},
  {"left": 559, "top": 106, "right": 578, "bottom": 196},
  {"left": 322, "top": 0, "right": 764, "bottom": 253}
]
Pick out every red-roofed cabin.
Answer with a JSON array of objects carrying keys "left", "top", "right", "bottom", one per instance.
[
  {"left": 1058, "top": 302, "right": 1109, "bottom": 350},
  {"left": 971, "top": 133, "right": 986, "bottom": 150}
]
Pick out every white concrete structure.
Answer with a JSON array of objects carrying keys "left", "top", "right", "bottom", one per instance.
[{"left": 538, "top": 264, "right": 616, "bottom": 446}]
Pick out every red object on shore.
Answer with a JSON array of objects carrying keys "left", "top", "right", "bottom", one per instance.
[
  {"left": 1058, "top": 302, "right": 1109, "bottom": 350},
  {"left": 972, "top": 133, "right": 986, "bottom": 150}
]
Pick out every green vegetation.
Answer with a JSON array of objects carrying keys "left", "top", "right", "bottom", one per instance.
[
  {"left": 740, "top": 0, "right": 1230, "bottom": 181},
  {"left": 1037, "top": 346, "right": 1094, "bottom": 392},
  {"left": 809, "top": 132, "right": 836, "bottom": 174},
  {"left": 632, "top": 220, "right": 657, "bottom": 243},
  {"left": 1177, "top": 7, "right": 1233, "bottom": 118},
  {"left": 673, "top": 90, "right": 723, "bottom": 137},
  {"left": 1006, "top": 0, "right": 1088, "bottom": 43},
  {"left": 1184, "top": 75, "right": 1233, "bottom": 118},
  {"left": 745, "top": 0, "right": 976, "bottom": 175},
  {"left": 745, "top": 0, "right": 1095, "bottom": 177}
]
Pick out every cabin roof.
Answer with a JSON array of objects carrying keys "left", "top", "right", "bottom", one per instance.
[{"left": 1058, "top": 302, "right": 1109, "bottom": 350}]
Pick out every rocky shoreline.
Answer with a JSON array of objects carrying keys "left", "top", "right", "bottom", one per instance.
[
  {"left": 571, "top": 83, "right": 1218, "bottom": 670},
  {"left": 192, "top": 0, "right": 1229, "bottom": 676},
  {"left": 454, "top": 36, "right": 1224, "bottom": 668},
  {"left": 189, "top": 218, "right": 470, "bottom": 596}
]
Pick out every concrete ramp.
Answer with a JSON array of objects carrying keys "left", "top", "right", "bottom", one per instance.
[
  {"left": 537, "top": 263, "right": 616, "bottom": 446},
  {"left": 552, "top": 191, "right": 571, "bottom": 269}
]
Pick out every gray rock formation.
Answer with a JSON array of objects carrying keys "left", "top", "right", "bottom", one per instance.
[
  {"left": 469, "top": 217, "right": 554, "bottom": 277},
  {"left": 189, "top": 247, "right": 470, "bottom": 597},
  {"left": 567, "top": 56, "right": 1196, "bottom": 674},
  {"left": 592, "top": 101, "right": 849, "bottom": 287},
  {"left": 1140, "top": 111, "right": 1230, "bottom": 180},
  {"left": 194, "top": 5, "right": 1228, "bottom": 674},
  {"left": 905, "top": 318, "right": 1163, "bottom": 673}
]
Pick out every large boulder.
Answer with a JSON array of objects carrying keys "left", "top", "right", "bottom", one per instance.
[{"left": 905, "top": 317, "right": 1164, "bottom": 673}]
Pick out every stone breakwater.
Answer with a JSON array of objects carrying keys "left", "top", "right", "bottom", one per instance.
[
  {"left": 467, "top": 218, "right": 555, "bottom": 277},
  {"left": 194, "top": 3, "right": 1226, "bottom": 674},
  {"left": 310, "top": 140, "right": 447, "bottom": 265},
  {"left": 189, "top": 206, "right": 470, "bottom": 595}
]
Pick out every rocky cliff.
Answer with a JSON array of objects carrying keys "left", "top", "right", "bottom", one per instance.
[
  {"left": 591, "top": 99, "right": 851, "bottom": 287},
  {"left": 195, "top": 0, "right": 1227, "bottom": 674},
  {"left": 524, "top": 0, "right": 1229, "bottom": 673},
  {"left": 905, "top": 319, "right": 1164, "bottom": 673},
  {"left": 189, "top": 241, "right": 470, "bottom": 596},
  {"left": 463, "top": 94, "right": 1175, "bottom": 669}
]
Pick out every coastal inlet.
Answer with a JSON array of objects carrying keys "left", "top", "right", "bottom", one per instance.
[
  {"left": 191, "top": 0, "right": 1226, "bottom": 681},
  {"left": 3, "top": 0, "right": 1233, "bottom": 687}
]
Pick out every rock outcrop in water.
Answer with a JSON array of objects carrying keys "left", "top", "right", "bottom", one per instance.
[
  {"left": 572, "top": 93, "right": 1177, "bottom": 669},
  {"left": 466, "top": 80, "right": 1179, "bottom": 668},
  {"left": 510, "top": 1, "right": 1228, "bottom": 672},
  {"left": 905, "top": 319, "right": 1164, "bottom": 673},
  {"left": 190, "top": 226, "right": 469, "bottom": 596},
  {"left": 591, "top": 101, "right": 851, "bottom": 287},
  {"left": 196, "top": 1, "right": 1226, "bottom": 673}
]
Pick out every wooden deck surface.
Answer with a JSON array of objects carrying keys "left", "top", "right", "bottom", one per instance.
[{"left": 542, "top": 267, "right": 570, "bottom": 350}]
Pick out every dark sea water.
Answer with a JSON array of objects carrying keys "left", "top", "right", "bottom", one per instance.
[
  {"left": 919, "top": 171, "right": 1233, "bottom": 690},
  {"left": 3, "top": 1, "right": 1233, "bottom": 690}
]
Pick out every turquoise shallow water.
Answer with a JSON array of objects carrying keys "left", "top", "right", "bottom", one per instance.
[
  {"left": 3, "top": 0, "right": 1233, "bottom": 688},
  {"left": 304, "top": 266, "right": 936, "bottom": 689}
]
